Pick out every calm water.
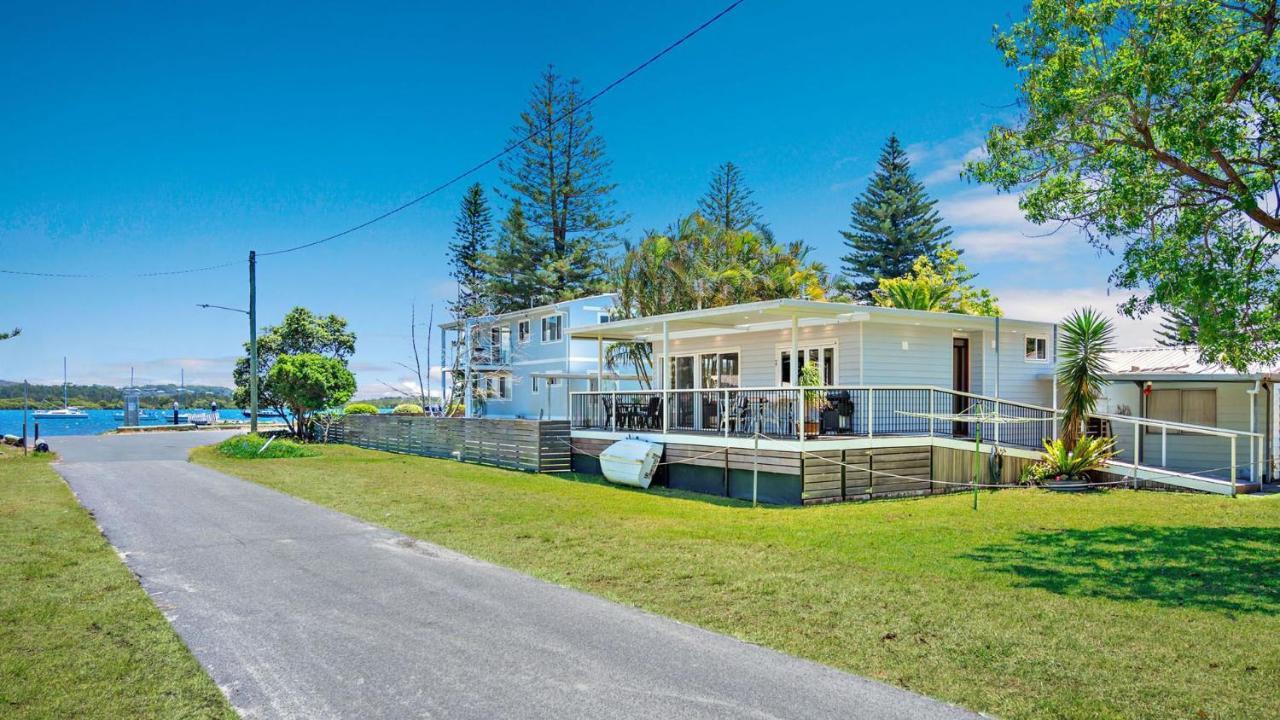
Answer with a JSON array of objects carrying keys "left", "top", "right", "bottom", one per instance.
[{"left": 0, "top": 407, "right": 249, "bottom": 438}]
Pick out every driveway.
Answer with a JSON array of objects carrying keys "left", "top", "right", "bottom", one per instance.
[{"left": 52, "top": 431, "right": 981, "bottom": 720}]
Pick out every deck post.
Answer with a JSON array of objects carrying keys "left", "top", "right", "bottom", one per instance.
[
  {"left": 993, "top": 316, "right": 1001, "bottom": 446},
  {"left": 661, "top": 320, "right": 669, "bottom": 435},
  {"left": 1231, "top": 437, "right": 1238, "bottom": 497},
  {"left": 596, "top": 335, "right": 604, "bottom": 390},
  {"left": 1161, "top": 426, "right": 1167, "bottom": 467},
  {"left": 610, "top": 390, "right": 617, "bottom": 433},
  {"left": 723, "top": 388, "right": 729, "bottom": 437},
  {"left": 928, "top": 388, "right": 935, "bottom": 437},
  {"left": 791, "top": 314, "right": 800, "bottom": 441},
  {"left": 1132, "top": 422, "right": 1140, "bottom": 488},
  {"left": 868, "top": 388, "right": 875, "bottom": 440}
]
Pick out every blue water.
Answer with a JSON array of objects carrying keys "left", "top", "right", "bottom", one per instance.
[{"left": 0, "top": 408, "right": 247, "bottom": 438}]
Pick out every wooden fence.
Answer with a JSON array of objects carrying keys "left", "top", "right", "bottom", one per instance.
[{"left": 329, "top": 415, "right": 571, "bottom": 473}]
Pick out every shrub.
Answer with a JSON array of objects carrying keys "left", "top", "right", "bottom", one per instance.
[
  {"left": 392, "top": 403, "right": 424, "bottom": 415},
  {"left": 215, "top": 433, "right": 319, "bottom": 459},
  {"left": 1023, "top": 435, "right": 1118, "bottom": 484},
  {"left": 344, "top": 403, "right": 379, "bottom": 415}
]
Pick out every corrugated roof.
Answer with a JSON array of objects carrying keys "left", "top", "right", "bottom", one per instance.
[{"left": 1103, "top": 346, "right": 1279, "bottom": 378}]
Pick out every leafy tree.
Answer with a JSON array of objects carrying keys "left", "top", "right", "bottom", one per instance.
[
  {"left": 872, "top": 248, "right": 1000, "bottom": 317},
  {"left": 233, "top": 307, "right": 356, "bottom": 434},
  {"left": 0, "top": 328, "right": 18, "bottom": 341},
  {"left": 1057, "top": 307, "right": 1116, "bottom": 451},
  {"left": 966, "top": 0, "right": 1280, "bottom": 369},
  {"left": 698, "top": 161, "right": 763, "bottom": 231},
  {"left": 612, "top": 215, "right": 829, "bottom": 385},
  {"left": 841, "top": 134, "right": 954, "bottom": 300},
  {"left": 448, "top": 183, "right": 493, "bottom": 321},
  {"left": 500, "top": 66, "right": 623, "bottom": 303},
  {"left": 267, "top": 353, "right": 356, "bottom": 438}
]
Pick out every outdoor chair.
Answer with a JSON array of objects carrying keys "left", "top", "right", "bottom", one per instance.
[{"left": 643, "top": 396, "right": 662, "bottom": 429}]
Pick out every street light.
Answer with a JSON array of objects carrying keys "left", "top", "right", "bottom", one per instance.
[{"left": 194, "top": 251, "right": 258, "bottom": 433}]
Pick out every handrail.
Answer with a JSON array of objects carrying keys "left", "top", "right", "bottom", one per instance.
[
  {"left": 569, "top": 385, "right": 1058, "bottom": 414},
  {"left": 1089, "top": 411, "right": 1263, "bottom": 439}
]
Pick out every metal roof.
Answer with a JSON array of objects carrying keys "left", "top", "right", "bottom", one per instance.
[{"left": 1102, "top": 346, "right": 1278, "bottom": 380}]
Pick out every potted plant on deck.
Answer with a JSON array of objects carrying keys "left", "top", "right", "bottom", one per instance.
[{"left": 799, "top": 363, "right": 823, "bottom": 436}]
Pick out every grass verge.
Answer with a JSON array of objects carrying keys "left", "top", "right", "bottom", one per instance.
[
  {"left": 193, "top": 444, "right": 1280, "bottom": 720},
  {"left": 0, "top": 451, "right": 234, "bottom": 719}
]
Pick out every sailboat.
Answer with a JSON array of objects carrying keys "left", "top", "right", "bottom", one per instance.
[{"left": 34, "top": 358, "right": 89, "bottom": 419}]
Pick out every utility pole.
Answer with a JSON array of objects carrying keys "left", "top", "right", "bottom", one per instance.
[{"left": 249, "top": 250, "right": 259, "bottom": 434}]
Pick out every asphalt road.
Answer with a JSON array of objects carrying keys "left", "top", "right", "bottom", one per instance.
[{"left": 52, "top": 431, "right": 983, "bottom": 720}]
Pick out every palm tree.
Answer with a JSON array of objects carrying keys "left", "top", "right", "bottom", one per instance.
[{"left": 1057, "top": 307, "right": 1116, "bottom": 450}]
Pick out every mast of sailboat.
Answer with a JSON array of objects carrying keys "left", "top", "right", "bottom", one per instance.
[{"left": 62, "top": 357, "right": 68, "bottom": 409}]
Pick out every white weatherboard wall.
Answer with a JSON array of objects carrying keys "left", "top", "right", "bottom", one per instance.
[{"left": 1103, "top": 380, "right": 1265, "bottom": 480}]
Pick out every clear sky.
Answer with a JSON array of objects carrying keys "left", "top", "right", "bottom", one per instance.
[{"left": 0, "top": 0, "right": 1157, "bottom": 396}]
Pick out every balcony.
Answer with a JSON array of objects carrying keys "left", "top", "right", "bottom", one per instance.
[
  {"left": 470, "top": 347, "right": 511, "bottom": 367},
  {"left": 570, "top": 385, "right": 1056, "bottom": 451}
]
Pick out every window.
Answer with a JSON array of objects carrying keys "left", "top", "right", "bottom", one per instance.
[
  {"left": 1025, "top": 336, "right": 1048, "bottom": 361},
  {"left": 531, "top": 376, "right": 538, "bottom": 394},
  {"left": 518, "top": 320, "right": 530, "bottom": 344},
  {"left": 1147, "top": 388, "right": 1217, "bottom": 432},
  {"left": 700, "top": 352, "right": 740, "bottom": 388},
  {"left": 547, "top": 376, "right": 561, "bottom": 386},
  {"left": 778, "top": 345, "right": 836, "bottom": 385},
  {"left": 486, "top": 375, "right": 511, "bottom": 401},
  {"left": 598, "top": 313, "right": 611, "bottom": 324},
  {"left": 541, "top": 315, "right": 563, "bottom": 343}
]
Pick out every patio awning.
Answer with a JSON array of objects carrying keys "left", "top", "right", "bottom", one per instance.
[{"left": 567, "top": 298, "right": 1047, "bottom": 342}]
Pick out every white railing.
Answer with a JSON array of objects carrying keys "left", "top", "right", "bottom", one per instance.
[
  {"left": 1088, "top": 411, "right": 1265, "bottom": 494},
  {"left": 570, "top": 385, "right": 1057, "bottom": 450}
]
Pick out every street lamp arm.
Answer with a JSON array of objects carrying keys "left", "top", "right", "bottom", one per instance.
[{"left": 196, "top": 303, "right": 249, "bottom": 315}]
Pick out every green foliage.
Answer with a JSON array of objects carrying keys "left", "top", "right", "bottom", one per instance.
[
  {"left": 1154, "top": 307, "right": 1198, "bottom": 348},
  {"left": 0, "top": 327, "right": 18, "bottom": 341},
  {"left": 1024, "top": 436, "right": 1118, "bottom": 484},
  {"left": 840, "top": 134, "right": 954, "bottom": 300},
  {"left": 267, "top": 354, "right": 356, "bottom": 437},
  {"left": 233, "top": 307, "right": 356, "bottom": 434},
  {"left": 698, "top": 161, "right": 763, "bottom": 232},
  {"left": 0, "top": 382, "right": 231, "bottom": 410},
  {"left": 214, "top": 433, "right": 319, "bottom": 459},
  {"left": 612, "top": 215, "right": 829, "bottom": 386},
  {"left": 482, "top": 200, "right": 554, "bottom": 313},
  {"left": 871, "top": 248, "right": 1001, "bottom": 316},
  {"left": 497, "top": 66, "right": 622, "bottom": 305},
  {"left": 1057, "top": 308, "right": 1117, "bottom": 450},
  {"left": 392, "top": 403, "right": 424, "bottom": 415},
  {"left": 342, "top": 402, "right": 379, "bottom": 415},
  {"left": 967, "top": 0, "right": 1280, "bottom": 369},
  {"left": 448, "top": 182, "right": 493, "bottom": 320}
]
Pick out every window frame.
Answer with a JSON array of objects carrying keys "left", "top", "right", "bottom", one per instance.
[
  {"left": 774, "top": 342, "right": 839, "bottom": 386},
  {"left": 1024, "top": 335, "right": 1049, "bottom": 362},
  {"left": 541, "top": 314, "right": 564, "bottom": 343},
  {"left": 517, "top": 320, "right": 531, "bottom": 344}
]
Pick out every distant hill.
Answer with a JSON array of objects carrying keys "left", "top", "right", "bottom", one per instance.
[{"left": 0, "top": 381, "right": 233, "bottom": 410}]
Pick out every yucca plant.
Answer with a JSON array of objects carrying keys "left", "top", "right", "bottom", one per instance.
[
  {"left": 1031, "top": 435, "right": 1118, "bottom": 484},
  {"left": 1057, "top": 306, "right": 1116, "bottom": 450}
]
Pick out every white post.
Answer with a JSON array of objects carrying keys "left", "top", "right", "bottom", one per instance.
[
  {"left": 868, "top": 388, "right": 875, "bottom": 440},
  {"left": 1230, "top": 436, "right": 1238, "bottom": 497},
  {"left": 994, "top": 316, "right": 1001, "bottom": 445},
  {"left": 791, "top": 315, "right": 801, "bottom": 441},
  {"left": 1051, "top": 323, "right": 1059, "bottom": 440},
  {"left": 1248, "top": 380, "right": 1259, "bottom": 483},
  {"left": 1161, "top": 426, "right": 1167, "bottom": 467},
  {"left": 928, "top": 388, "right": 935, "bottom": 437},
  {"left": 1132, "top": 421, "right": 1140, "bottom": 488},
  {"left": 463, "top": 323, "right": 472, "bottom": 418},
  {"left": 611, "top": 390, "right": 617, "bottom": 433},
  {"left": 596, "top": 335, "right": 604, "bottom": 389},
  {"left": 661, "top": 320, "right": 669, "bottom": 435},
  {"left": 723, "top": 388, "right": 730, "bottom": 437}
]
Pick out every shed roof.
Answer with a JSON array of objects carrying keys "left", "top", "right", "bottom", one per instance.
[{"left": 1102, "top": 346, "right": 1278, "bottom": 380}]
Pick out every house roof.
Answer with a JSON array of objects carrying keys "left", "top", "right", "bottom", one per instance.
[
  {"left": 566, "top": 298, "right": 1053, "bottom": 342},
  {"left": 438, "top": 293, "right": 617, "bottom": 331},
  {"left": 1102, "top": 346, "right": 1278, "bottom": 380}
]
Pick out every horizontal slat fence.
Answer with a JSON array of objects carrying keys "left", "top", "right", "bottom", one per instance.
[{"left": 330, "top": 415, "right": 570, "bottom": 473}]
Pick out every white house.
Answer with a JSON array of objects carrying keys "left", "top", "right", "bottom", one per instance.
[
  {"left": 439, "top": 294, "right": 640, "bottom": 420},
  {"left": 1100, "top": 346, "right": 1275, "bottom": 483}
]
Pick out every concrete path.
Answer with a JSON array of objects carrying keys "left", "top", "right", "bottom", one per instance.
[{"left": 52, "top": 431, "right": 982, "bottom": 720}]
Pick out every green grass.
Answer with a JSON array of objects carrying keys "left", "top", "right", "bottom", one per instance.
[
  {"left": 0, "top": 451, "right": 234, "bottom": 719},
  {"left": 214, "top": 432, "right": 318, "bottom": 459},
  {"left": 193, "top": 444, "right": 1280, "bottom": 720}
]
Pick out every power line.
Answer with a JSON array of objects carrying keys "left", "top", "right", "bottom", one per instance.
[{"left": 1, "top": 0, "right": 747, "bottom": 277}]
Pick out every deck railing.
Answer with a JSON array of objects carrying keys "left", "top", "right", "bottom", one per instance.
[{"left": 570, "top": 385, "right": 1057, "bottom": 451}]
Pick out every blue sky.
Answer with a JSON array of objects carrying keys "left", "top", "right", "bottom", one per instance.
[{"left": 0, "top": 0, "right": 1156, "bottom": 396}]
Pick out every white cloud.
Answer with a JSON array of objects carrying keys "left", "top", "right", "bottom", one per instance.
[
  {"left": 992, "top": 287, "right": 1160, "bottom": 347},
  {"left": 937, "top": 189, "right": 1076, "bottom": 261}
]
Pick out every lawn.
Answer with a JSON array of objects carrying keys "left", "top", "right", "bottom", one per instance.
[
  {"left": 193, "top": 444, "right": 1280, "bottom": 720},
  {"left": 0, "top": 451, "right": 234, "bottom": 719}
]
